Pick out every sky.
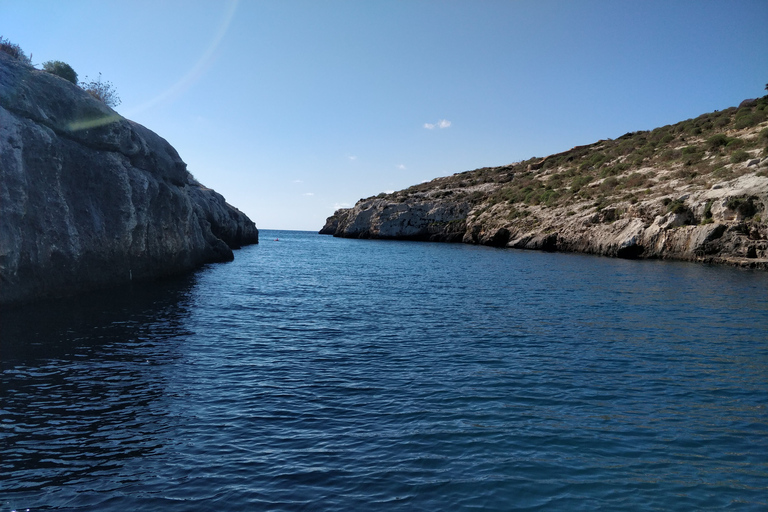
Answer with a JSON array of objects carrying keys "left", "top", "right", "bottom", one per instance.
[{"left": 3, "top": 0, "right": 767, "bottom": 231}]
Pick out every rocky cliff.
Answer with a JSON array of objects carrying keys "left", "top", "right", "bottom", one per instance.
[
  {"left": 322, "top": 97, "right": 768, "bottom": 269},
  {"left": 0, "top": 52, "right": 258, "bottom": 304}
]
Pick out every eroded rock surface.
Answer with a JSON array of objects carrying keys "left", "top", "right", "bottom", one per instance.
[
  {"left": 322, "top": 99, "right": 768, "bottom": 269},
  {"left": 0, "top": 53, "right": 258, "bottom": 304}
]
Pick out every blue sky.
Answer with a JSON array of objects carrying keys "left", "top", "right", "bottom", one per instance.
[{"left": 3, "top": 0, "right": 767, "bottom": 230}]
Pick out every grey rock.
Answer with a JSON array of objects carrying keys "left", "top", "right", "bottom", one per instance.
[
  {"left": 320, "top": 93, "right": 768, "bottom": 270},
  {"left": 0, "top": 53, "right": 257, "bottom": 304},
  {"left": 323, "top": 197, "right": 469, "bottom": 242},
  {"left": 321, "top": 171, "right": 767, "bottom": 270}
]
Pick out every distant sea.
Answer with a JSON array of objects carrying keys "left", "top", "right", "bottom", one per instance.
[{"left": 2, "top": 230, "right": 767, "bottom": 511}]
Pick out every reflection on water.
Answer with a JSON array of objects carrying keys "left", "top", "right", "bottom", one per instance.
[{"left": 0, "top": 276, "right": 195, "bottom": 502}]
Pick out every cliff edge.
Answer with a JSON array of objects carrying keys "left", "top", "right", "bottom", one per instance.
[
  {"left": 0, "top": 52, "right": 258, "bottom": 304},
  {"left": 322, "top": 98, "right": 768, "bottom": 269}
]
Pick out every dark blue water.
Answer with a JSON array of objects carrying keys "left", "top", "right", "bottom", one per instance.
[{"left": 2, "top": 230, "right": 767, "bottom": 511}]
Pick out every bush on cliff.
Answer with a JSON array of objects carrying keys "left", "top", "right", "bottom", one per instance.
[
  {"left": 666, "top": 199, "right": 688, "bottom": 215},
  {"left": 730, "top": 149, "right": 750, "bottom": 164},
  {"left": 42, "top": 60, "right": 78, "bottom": 84},
  {"left": 81, "top": 72, "right": 121, "bottom": 108},
  {"left": 727, "top": 197, "right": 758, "bottom": 218},
  {"left": 0, "top": 36, "right": 32, "bottom": 64}
]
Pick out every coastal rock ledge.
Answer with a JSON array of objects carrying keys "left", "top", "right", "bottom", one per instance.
[
  {"left": 0, "top": 53, "right": 258, "bottom": 305},
  {"left": 321, "top": 97, "right": 768, "bottom": 270}
]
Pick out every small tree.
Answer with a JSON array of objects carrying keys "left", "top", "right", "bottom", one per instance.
[
  {"left": 0, "top": 36, "right": 32, "bottom": 64},
  {"left": 42, "top": 60, "right": 78, "bottom": 84},
  {"left": 81, "top": 72, "right": 121, "bottom": 108}
]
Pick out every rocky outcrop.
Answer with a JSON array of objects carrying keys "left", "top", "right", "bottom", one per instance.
[
  {"left": 323, "top": 175, "right": 768, "bottom": 269},
  {"left": 319, "top": 196, "right": 471, "bottom": 242},
  {"left": 0, "top": 52, "right": 258, "bottom": 304},
  {"left": 322, "top": 99, "right": 768, "bottom": 269}
]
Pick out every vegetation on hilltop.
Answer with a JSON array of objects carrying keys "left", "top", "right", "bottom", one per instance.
[
  {"left": 0, "top": 36, "right": 32, "bottom": 64},
  {"left": 325, "top": 94, "right": 768, "bottom": 266},
  {"left": 80, "top": 72, "right": 121, "bottom": 108},
  {"left": 366, "top": 96, "right": 768, "bottom": 219},
  {"left": 1, "top": 37, "right": 120, "bottom": 108},
  {"left": 42, "top": 60, "right": 78, "bottom": 84}
]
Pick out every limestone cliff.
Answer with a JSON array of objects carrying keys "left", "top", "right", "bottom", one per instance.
[
  {"left": 0, "top": 52, "right": 258, "bottom": 304},
  {"left": 322, "top": 97, "right": 768, "bottom": 269}
]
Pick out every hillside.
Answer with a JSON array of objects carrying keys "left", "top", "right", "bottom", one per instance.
[{"left": 321, "top": 97, "right": 768, "bottom": 268}]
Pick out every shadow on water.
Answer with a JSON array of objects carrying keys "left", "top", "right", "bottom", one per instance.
[
  {"left": 0, "top": 274, "right": 196, "bottom": 362},
  {"left": 0, "top": 275, "right": 197, "bottom": 505}
]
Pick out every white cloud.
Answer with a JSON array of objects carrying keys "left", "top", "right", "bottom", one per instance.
[
  {"left": 333, "top": 202, "right": 351, "bottom": 210},
  {"left": 384, "top": 190, "right": 395, "bottom": 194},
  {"left": 424, "top": 119, "right": 451, "bottom": 129},
  {"left": 397, "top": 164, "right": 406, "bottom": 170},
  {"left": 292, "top": 179, "right": 304, "bottom": 184},
  {"left": 302, "top": 192, "right": 314, "bottom": 196},
  {"left": 348, "top": 155, "right": 357, "bottom": 161}
]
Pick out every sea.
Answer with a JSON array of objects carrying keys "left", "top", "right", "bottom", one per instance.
[{"left": 1, "top": 229, "right": 767, "bottom": 511}]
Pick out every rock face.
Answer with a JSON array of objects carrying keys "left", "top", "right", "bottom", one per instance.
[
  {"left": 322, "top": 99, "right": 768, "bottom": 269},
  {"left": 0, "top": 52, "right": 258, "bottom": 305},
  {"left": 320, "top": 197, "right": 470, "bottom": 242}
]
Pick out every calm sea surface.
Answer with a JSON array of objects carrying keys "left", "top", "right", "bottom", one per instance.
[{"left": 2, "top": 230, "right": 767, "bottom": 511}]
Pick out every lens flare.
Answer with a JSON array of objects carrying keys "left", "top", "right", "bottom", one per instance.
[
  {"left": 67, "top": 113, "right": 123, "bottom": 131},
  {"left": 125, "top": 0, "right": 239, "bottom": 117}
]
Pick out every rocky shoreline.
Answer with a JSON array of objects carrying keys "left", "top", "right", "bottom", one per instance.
[
  {"left": 0, "top": 52, "right": 258, "bottom": 304},
  {"left": 322, "top": 99, "right": 768, "bottom": 270}
]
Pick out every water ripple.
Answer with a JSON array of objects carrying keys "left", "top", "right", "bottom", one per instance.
[{"left": 2, "top": 231, "right": 767, "bottom": 511}]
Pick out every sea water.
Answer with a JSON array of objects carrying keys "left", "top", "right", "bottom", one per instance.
[{"left": 1, "top": 230, "right": 767, "bottom": 511}]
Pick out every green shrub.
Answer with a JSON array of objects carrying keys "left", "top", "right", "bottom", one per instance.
[
  {"left": 570, "top": 175, "right": 593, "bottom": 192},
  {"left": 667, "top": 200, "right": 688, "bottom": 215},
  {"left": 601, "top": 162, "right": 630, "bottom": 178},
  {"left": 42, "top": 60, "right": 77, "bottom": 84},
  {"left": 80, "top": 73, "right": 121, "bottom": 108},
  {"left": 711, "top": 166, "right": 732, "bottom": 179},
  {"left": 706, "top": 134, "right": 730, "bottom": 151},
  {"left": 623, "top": 172, "right": 646, "bottom": 189},
  {"left": 660, "top": 134, "right": 675, "bottom": 144},
  {"left": 681, "top": 145, "right": 703, "bottom": 165},
  {"left": 674, "top": 168, "right": 696, "bottom": 181},
  {"left": 730, "top": 149, "right": 750, "bottom": 163},
  {"left": 734, "top": 111, "right": 766, "bottom": 130},
  {"left": 600, "top": 176, "right": 619, "bottom": 191},
  {"left": 714, "top": 116, "right": 731, "bottom": 128},
  {"left": 727, "top": 197, "right": 757, "bottom": 218},
  {"left": 538, "top": 188, "right": 561, "bottom": 206},
  {"left": 0, "top": 36, "right": 32, "bottom": 64},
  {"left": 681, "top": 145, "right": 699, "bottom": 154},
  {"left": 660, "top": 149, "right": 681, "bottom": 162}
]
